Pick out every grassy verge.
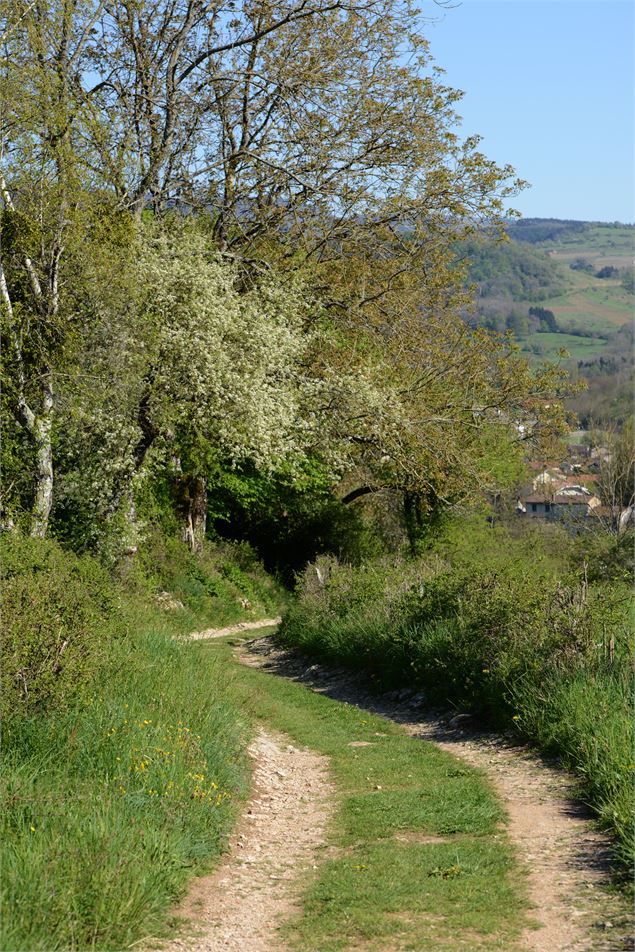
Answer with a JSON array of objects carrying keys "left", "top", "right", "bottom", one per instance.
[
  {"left": 277, "top": 521, "right": 634, "bottom": 878},
  {"left": 204, "top": 637, "right": 530, "bottom": 952},
  {"left": 1, "top": 535, "right": 277, "bottom": 952}
]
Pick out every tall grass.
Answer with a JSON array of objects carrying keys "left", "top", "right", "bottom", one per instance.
[
  {"left": 279, "top": 520, "right": 635, "bottom": 876},
  {"left": 516, "top": 665, "right": 634, "bottom": 866},
  {"left": 1, "top": 534, "right": 279, "bottom": 951}
]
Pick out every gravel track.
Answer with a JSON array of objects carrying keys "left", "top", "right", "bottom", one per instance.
[{"left": 163, "top": 727, "right": 333, "bottom": 952}]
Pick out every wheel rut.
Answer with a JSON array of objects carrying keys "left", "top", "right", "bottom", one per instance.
[
  {"left": 163, "top": 726, "right": 333, "bottom": 952},
  {"left": 164, "top": 625, "right": 632, "bottom": 952}
]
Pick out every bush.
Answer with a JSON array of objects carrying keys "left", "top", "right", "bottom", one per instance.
[
  {"left": 132, "top": 529, "right": 285, "bottom": 624},
  {"left": 279, "top": 519, "right": 634, "bottom": 875},
  {"left": 1, "top": 536, "right": 123, "bottom": 720}
]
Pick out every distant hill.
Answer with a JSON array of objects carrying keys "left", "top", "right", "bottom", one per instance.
[
  {"left": 505, "top": 218, "right": 634, "bottom": 250},
  {"left": 459, "top": 219, "right": 634, "bottom": 426},
  {"left": 457, "top": 235, "right": 567, "bottom": 303}
]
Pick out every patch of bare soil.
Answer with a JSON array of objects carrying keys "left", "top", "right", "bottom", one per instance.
[
  {"left": 162, "top": 727, "right": 333, "bottom": 952},
  {"left": 241, "top": 636, "right": 634, "bottom": 952}
]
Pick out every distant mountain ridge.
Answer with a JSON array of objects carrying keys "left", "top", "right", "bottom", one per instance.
[{"left": 504, "top": 217, "right": 635, "bottom": 247}]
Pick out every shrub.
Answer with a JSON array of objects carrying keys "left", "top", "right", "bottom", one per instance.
[
  {"left": 1, "top": 536, "right": 123, "bottom": 720},
  {"left": 279, "top": 519, "right": 634, "bottom": 874}
]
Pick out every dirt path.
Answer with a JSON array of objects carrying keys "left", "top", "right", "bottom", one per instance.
[
  {"left": 184, "top": 617, "right": 281, "bottom": 641},
  {"left": 405, "top": 724, "right": 628, "bottom": 952},
  {"left": 163, "top": 727, "right": 333, "bottom": 952},
  {"left": 240, "top": 636, "right": 634, "bottom": 952}
]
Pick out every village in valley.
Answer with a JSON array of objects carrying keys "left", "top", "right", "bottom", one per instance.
[{"left": 517, "top": 436, "right": 630, "bottom": 530}]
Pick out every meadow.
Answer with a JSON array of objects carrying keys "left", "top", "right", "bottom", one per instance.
[{"left": 519, "top": 330, "right": 609, "bottom": 361}]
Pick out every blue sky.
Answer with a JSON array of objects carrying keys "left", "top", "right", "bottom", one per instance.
[{"left": 423, "top": 0, "right": 634, "bottom": 222}]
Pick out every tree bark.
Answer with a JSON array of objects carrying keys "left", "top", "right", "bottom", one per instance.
[
  {"left": 403, "top": 490, "right": 425, "bottom": 556},
  {"left": 341, "top": 486, "right": 375, "bottom": 506},
  {"left": 179, "top": 474, "right": 208, "bottom": 552},
  {"left": 30, "top": 372, "right": 54, "bottom": 538}
]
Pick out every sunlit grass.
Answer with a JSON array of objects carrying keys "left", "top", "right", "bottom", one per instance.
[{"left": 1, "top": 617, "right": 251, "bottom": 951}]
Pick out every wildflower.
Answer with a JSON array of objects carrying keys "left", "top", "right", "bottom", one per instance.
[
  {"left": 30, "top": 825, "right": 36, "bottom": 832},
  {"left": 482, "top": 668, "right": 490, "bottom": 674},
  {"left": 512, "top": 715, "right": 520, "bottom": 721}
]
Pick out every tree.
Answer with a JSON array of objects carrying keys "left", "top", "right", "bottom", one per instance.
[
  {"left": 598, "top": 420, "right": 635, "bottom": 514},
  {"left": 50, "top": 220, "right": 318, "bottom": 556},
  {"left": 0, "top": 0, "right": 101, "bottom": 535},
  {"left": 2, "top": 0, "right": 571, "bottom": 558},
  {"left": 529, "top": 305, "right": 558, "bottom": 333}
]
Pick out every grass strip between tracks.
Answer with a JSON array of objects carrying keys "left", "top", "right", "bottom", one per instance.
[{"left": 202, "top": 635, "right": 531, "bottom": 952}]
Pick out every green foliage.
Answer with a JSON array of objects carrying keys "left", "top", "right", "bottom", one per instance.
[
  {"left": 279, "top": 518, "right": 634, "bottom": 875},
  {"left": 1, "top": 616, "right": 250, "bottom": 952},
  {"left": 571, "top": 527, "right": 635, "bottom": 584},
  {"left": 1, "top": 536, "right": 123, "bottom": 719},
  {"left": 568, "top": 324, "right": 634, "bottom": 426},
  {"left": 621, "top": 266, "right": 635, "bottom": 294},
  {"left": 570, "top": 257, "right": 595, "bottom": 273},
  {"left": 529, "top": 305, "right": 558, "bottom": 332},
  {"left": 514, "top": 665, "right": 634, "bottom": 868},
  {"left": 460, "top": 234, "right": 568, "bottom": 302},
  {"left": 207, "top": 459, "right": 386, "bottom": 580},
  {"left": 596, "top": 266, "right": 619, "bottom": 279},
  {"left": 132, "top": 527, "right": 285, "bottom": 626}
]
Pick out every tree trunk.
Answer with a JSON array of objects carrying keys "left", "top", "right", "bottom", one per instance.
[
  {"left": 403, "top": 490, "right": 427, "bottom": 556},
  {"left": 179, "top": 474, "right": 207, "bottom": 552},
  {"left": 30, "top": 373, "right": 54, "bottom": 539}
]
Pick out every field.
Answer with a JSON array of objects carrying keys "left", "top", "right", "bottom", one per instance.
[
  {"left": 540, "top": 223, "right": 634, "bottom": 257},
  {"left": 470, "top": 220, "right": 634, "bottom": 364},
  {"left": 527, "top": 223, "right": 633, "bottom": 337},
  {"left": 518, "top": 330, "right": 609, "bottom": 362},
  {"left": 516, "top": 278, "right": 631, "bottom": 361}
]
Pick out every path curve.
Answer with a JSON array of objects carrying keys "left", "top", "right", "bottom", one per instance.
[
  {"left": 405, "top": 722, "right": 626, "bottom": 952},
  {"left": 184, "top": 617, "right": 281, "bottom": 641},
  {"left": 241, "top": 636, "right": 634, "bottom": 952},
  {"left": 164, "top": 727, "right": 333, "bottom": 952}
]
